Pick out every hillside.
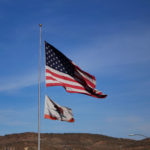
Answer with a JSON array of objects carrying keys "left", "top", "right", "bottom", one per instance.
[{"left": 0, "top": 132, "right": 150, "bottom": 150}]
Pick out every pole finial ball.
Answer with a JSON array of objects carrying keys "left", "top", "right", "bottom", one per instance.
[{"left": 39, "top": 24, "right": 42, "bottom": 27}]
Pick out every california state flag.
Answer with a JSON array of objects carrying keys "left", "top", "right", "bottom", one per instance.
[{"left": 44, "top": 95, "right": 74, "bottom": 123}]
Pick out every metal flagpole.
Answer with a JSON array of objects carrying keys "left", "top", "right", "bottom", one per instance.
[{"left": 38, "top": 24, "right": 42, "bottom": 150}]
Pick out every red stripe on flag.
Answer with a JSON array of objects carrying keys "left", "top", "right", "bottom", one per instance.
[
  {"left": 46, "top": 67, "right": 96, "bottom": 88},
  {"left": 44, "top": 114, "right": 57, "bottom": 120},
  {"left": 46, "top": 68, "right": 95, "bottom": 90},
  {"left": 46, "top": 83, "right": 64, "bottom": 87},
  {"left": 46, "top": 69, "right": 79, "bottom": 83},
  {"left": 46, "top": 81, "right": 87, "bottom": 90},
  {"left": 65, "top": 88, "right": 107, "bottom": 98},
  {"left": 44, "top": 114, "right": 74, "bottom": 122},
  {"left": 68, "top": 118, "right": 75, "bottom": 122}
]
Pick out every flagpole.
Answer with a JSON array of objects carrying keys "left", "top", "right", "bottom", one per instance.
[{"left": 38, "top": 24, "right": 42, "bottom": 150}]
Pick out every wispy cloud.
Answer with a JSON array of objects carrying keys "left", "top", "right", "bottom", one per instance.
[
  {"left": 0, "top": 70, "right": 45, "bottom": 92},
  {"left": 69, "top": 25, "right": 150, "bottom": 74}
]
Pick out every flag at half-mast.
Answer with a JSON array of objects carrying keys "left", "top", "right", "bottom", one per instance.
[
  {"left": 45, "top": 41, "right": 107, "bottom": 98},
  {"left": 44, "top": 95, "right": 74, "bottom": 122}
]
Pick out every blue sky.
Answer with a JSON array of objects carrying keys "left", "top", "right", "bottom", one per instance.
[{"left": 0, "top": 0, "right": 150, "bottom": 140}]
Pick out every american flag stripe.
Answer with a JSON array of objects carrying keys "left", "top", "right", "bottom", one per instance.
[
  {"left": 73, "top": 63, "right": 96, "bottom": 86},
  {"left": 46, "top": 66, "right": 89, "bottom": 86},
  {"left": 46, "top": 66, "right": 96, "bottom": 91},
  {"left": 46, "top": 83, "right": 64, "bottom": 86},
  {"left": 46, "top": 68, "right": 79, "bottom": 83},
  {"left": 46, "top": 71, "right": 84, "bottom": 87},
  {"left": 74, "top": 70, "right": 95, "bottom": 88},
  {"left": 46, "top": 66, "right": 74, "bottom": 79},
  {"left": 45, "top": 65, "right": 106, "bottom": 97},
  {"left": 65, "top": 87, "right": 103, "bottom": 98},
  {"left": 74, "top": 64, "right": 95, "bottom": 79},
  {"left": 46, "top": 80, "right": 60, "bottom": 84},
  {"left": 46, "top": 70, "right": 99, "bottom": 96},
  {"left": 46, "top": 79, "right": 86, "bottom": 90},
  {"left": 65, "top": 87, "right": 91, "bottom": 94},
  {"left": 46, "top": 64, "right": 96, "bottom": 89},
  {"left": 46, "top": 72, "right": 81, "bottom": 86},
  {"left": 46, "top": 76, "right": 88, "bottom": 91}
]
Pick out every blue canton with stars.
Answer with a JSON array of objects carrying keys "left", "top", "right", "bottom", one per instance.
[{"left": 45, "top": 41, "right": 75, "bottom": 76}]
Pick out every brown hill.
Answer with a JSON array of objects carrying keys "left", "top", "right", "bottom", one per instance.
[{"left": 0, "top": 132, "right": 150, "bottom": 150}]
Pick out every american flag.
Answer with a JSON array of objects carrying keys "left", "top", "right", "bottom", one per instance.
[{"left": 45, "top": 41, "right": 107, "bottom": 98}]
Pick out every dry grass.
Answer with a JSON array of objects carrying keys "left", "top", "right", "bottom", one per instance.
[{"left": 0, "top": 132, "right": 150, "bottom": 150}]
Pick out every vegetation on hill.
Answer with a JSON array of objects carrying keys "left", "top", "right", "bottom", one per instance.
[{"left": 0, "top": 132, "right": 149, "bottom": 150}]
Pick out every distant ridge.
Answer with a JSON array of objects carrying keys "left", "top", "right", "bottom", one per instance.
[{"left": 0, "top": 132, "right": 149, "bottom": 150}]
